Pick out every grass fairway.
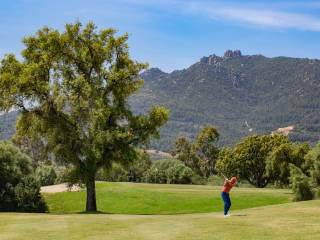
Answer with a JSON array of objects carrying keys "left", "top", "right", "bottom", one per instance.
[
  {"left": 0, "top": 200, "right": 319, "bottom": 240},
  {"left": 43, "top": 182, "right": 292, "bottom": 214}
]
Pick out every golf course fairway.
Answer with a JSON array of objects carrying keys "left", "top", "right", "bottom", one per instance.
[
  {"left": 43, "top": 182, "right": 292, "bottom": 214},
  {"left": 0, "top": 200, "right": 319, "bottom": 240}
]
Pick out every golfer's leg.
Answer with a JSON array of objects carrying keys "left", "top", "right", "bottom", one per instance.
[
  {"left": 221, "top": 192, "right": 228, "bottom": 215},
  {"left": 227, "top": 194, "right": 231, "bottom": 213},
  {"left": 224, "top": 193, "right": 231, "bottom": 215}
]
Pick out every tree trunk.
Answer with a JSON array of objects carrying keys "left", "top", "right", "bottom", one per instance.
[{"left": 86, "top": 176, "right": 97, "bottom": 212}]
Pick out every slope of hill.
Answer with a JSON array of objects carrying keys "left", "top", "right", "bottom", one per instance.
[
  {"left": 131, "top": 50, "right": 320, "bottom": 150},
  {"left": 2, "top": 50, "right": 320, "bottom": 151}
]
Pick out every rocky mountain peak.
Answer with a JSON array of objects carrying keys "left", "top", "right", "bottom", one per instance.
[
  {"left": 200, "top": 54, "right": 222, "bottom": 65},
  {"left": 223, "top": 50, "right": 242, "bottom": 58},
  {"left": 141, "top": 68, "right": 166, "bottom": 79}
]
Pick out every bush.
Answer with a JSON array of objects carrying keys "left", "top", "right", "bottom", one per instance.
[
  {"left": 191, "top": 174, "right": 208, "bottom": 185},
  {"left": 143, "top": 166, "right": 166, "bottom": 184},
  {"left": 127, "top": 150, "right": 152, "bottom": 182},
  {"left": 207, "top": 175, "right": 225, "bottom": 186},
  {"left": 35, "top": 163, "right": 57, "bottom": 186},
  {"left": 166, "top": 164, "right": 194, "bottom": 184},
  {"left": 53, "top": 166, "right": 68, "bottom": 184},
  {"left": 0, "top": 141, "right": 46, "bottom": 212},
  {"left": 310, "top": 153, "right": 320, "bottom": 187},
  {"left": 144, "top": 159, "right": 195, "bottom": 184},
  {"left": 14, "top": 176, "right": 46, "bottom": 212},
  {"left": 289, "top": 164, "right": 313, "bottom": 201}
]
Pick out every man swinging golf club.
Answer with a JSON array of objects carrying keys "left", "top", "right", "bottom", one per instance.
[{"left": 221, "top": 174, "right": 237, "bottom": 217}]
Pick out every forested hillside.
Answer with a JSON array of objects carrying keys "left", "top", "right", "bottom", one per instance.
[
  {"left": 131, "top": 50, "right": 320, "bottom": 150},
  {"left": 0, "top": 111, "right": 18, "bottom": 140}
]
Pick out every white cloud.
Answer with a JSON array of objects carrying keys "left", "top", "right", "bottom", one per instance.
[
  {"left": 121, "top": 0, "right": 320, "bottom": 32},
  {"left": 197, "top": 6, "right": 320, "bottom": 31}
]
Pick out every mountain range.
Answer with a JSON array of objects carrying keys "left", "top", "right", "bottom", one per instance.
[
  {"left": 1, "top": 50, "right": 320, "bottom": 151},
  {"left": 131, "top": 50, "right": 320, "bottom": 150}
]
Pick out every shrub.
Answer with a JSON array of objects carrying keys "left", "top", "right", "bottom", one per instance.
[
  {"left": 14, "top": 176, "right": 46, "bottom": 212},
  {"left": 144, "top": 159, "right": 195, "bottom": 184},
  {"left": 0, "top": 141, "right": 46, "bottom": 212},
  {"left": 190, "top": 174, "right": 207, "bottom": 185},
  {"left": 289, "top": 164, "right": 313, "bottom": 201},
  {"left": 207, "top": 175, "right": 225, "bottom": 186},
  {"left": 53, "top": 166, "right": 69, "bottom": 184},
  {"left": 35, "top": 163, "right": 57, "bottom": 186},
  {"left": 127, "top": 150, "right": 152, "bottom": 182},
  {"left": 310, "top": 152, "right": 320, "bottom": 187},
  {"left": 143, "top": 166, "right": 166, "bottom": 184},
  {"left": 166, "top": 164, "right": 193, "bottom": 184}
]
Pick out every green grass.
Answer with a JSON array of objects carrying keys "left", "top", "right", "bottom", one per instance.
[
  {"left": 44, "top": 182, "right": 292, "bottom": 214},
  {"left": 1, "top": 200, "right": 320, "bottom": 240}
]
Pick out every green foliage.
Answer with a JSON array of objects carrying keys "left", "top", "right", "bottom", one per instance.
[
  {"left": 174, "top": 125, "right": 219, "bottom": 177},
  {"left": 0, "top": 141, "right": 46, "bottom": 212},
  {"left": 144, "top": 159, "right": 194, "bottom": 184},
  {"left": 127, "top": 150, "right": 152, "bottom": 182},
  {"left": 215, "top": 147, "right": 239, "bottom": 178},
  {"left": 166, "top": 163, "right": 194, "bottom": 184},
  {"left": 311, "top": 156, "right": 320, "bottom": 189},
  {"left": 96, "top": 150, "right": 152, "bottom": 182},
  {"left": 97, "top": 164, "right": 128, "bottom": 182},
  {"left": 174, "top": 137, "right": 202, "bottom": 176},
  {"left": 289, "top": 164, "right": 313, "bottom": 201},
  {"left": 55, "top": 166, "right": 83, "bottom": 186},
  {"left": 12, "top": 133, "right": 49, "bottom": 167},
  {"left": 304, "top": 143, "right": 320, "bottom": 198},
  {"left": 233, "top": 135, "right": 289, "bottom": 187},
  {"left": 14, "top": 175, "right": 47, "bottom": 212},
  {"left": 193, "top": 126, "right": 219, "bottom": 175},
  {"left": 207, "top": 175, "right": 225, "bottom": 186},
  {"left": 267, "top": 143, "right": 310, "bottom": 186},
  {"left": 0, "top": 22, "right": 169, "bottom": 211},
  {"left": 35, "top": 163, "right": 57, "bottom": 186}
]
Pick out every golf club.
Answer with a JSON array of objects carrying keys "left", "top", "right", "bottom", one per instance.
[{"left": 221, "top": 173, "right": 228, "bottom": 180}]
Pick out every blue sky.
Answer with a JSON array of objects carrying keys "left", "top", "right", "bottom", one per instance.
[{"left": 1, "top": 0, "right": 320, "bottom": 72}]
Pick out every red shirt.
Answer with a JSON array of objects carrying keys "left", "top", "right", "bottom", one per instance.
[{"left": 221, "top": 180, "right": 236, "bottom": 193}]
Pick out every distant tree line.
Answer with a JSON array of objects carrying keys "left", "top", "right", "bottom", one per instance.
[{"left": 173, "top": 126, "right": 320, "bottom": 201}]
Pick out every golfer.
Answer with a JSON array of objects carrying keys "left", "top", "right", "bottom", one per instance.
[{"left": 221, "top": 176, "right": 237, "bottom": 217}]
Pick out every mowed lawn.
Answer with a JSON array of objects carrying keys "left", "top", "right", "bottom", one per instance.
[
  {"left": 43, "top": 182, "right": 292, "bottom": 214},
  {"left": 1, "top": 200, "right": 320, "bottom": 240}
]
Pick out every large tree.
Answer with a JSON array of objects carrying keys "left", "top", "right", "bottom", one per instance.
[
  {"left": 233, "top": 135, "right": 288, "bottom": 188},
  {"left": 174, "top": 125, "right": 219, "bottom": 177},
  {"left": 266, "top": 142, "right": 309, "bottom": 186},
  {"left": 215, "top": 147, "right": 239, "bottom": 178},
  {"left": 0, "top": 22, "right": 169, "bottom": 212}
]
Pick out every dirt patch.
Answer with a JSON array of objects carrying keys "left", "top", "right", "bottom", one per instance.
[
  {"left": 41, "top": 183, "right": 81, "bottom": 193},
  {"left": 271, "top": 125, "right": 294, "bottom": 136}
]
